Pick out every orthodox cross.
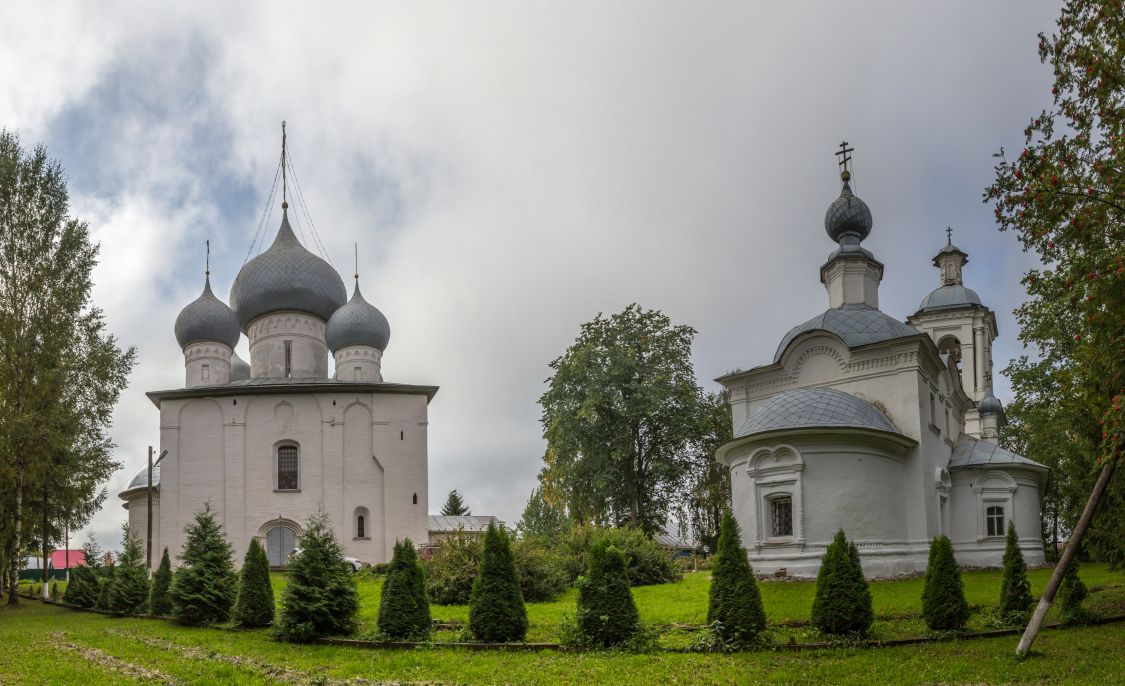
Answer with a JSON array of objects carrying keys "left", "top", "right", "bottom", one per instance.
[
  {"left": 946, "top": 226, "right": 953, "bottom": 244},
  {"left": 281, "top": 121, "right": 288, "bottom": 209},
  {"left": 835, "top": 140, "right": 854, "bottom": 178}
]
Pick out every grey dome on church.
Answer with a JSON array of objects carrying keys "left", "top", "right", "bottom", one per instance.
[
  {"left": 119, "top": 464, "right": 160, "bottom": 498},
  {"left": 326, "top": 283, "right": 391, "bottom": 352},
  {"left": 174, "top": 276, "right": 241, "bottom": 349},
  {"left": 824, "top": 180, "right": 873, "bottom": 245},
  {"left": 736, "top": 387, "right": 897, "bottom": 438},
  {"left": 978, "top": 390, "right": 1004, "bottom": 416},
  {"left": 229, "top": 351, "right": 251, "bottom": 382},
  {"left": 229, "top": 210, "right": 347, "bottom": 330},
  {"left": 774, "top": 304, "right": 919, "bottom": 362},
  {"left": 916, "top": 284, "right": 983, "bottom": 312}
]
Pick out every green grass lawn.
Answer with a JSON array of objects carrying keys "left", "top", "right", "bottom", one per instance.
[{"left": 0, "top": 564, "right": 1121, "bottom": 685}]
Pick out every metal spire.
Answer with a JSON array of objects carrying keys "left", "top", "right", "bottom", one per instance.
[
  {"left": 281, "top": 121, "right": 288, "bottom": 210},
  {"left": 354, "top": 243, "right": 359, "bottom": 284},
  {"left": 205, "top": 239, "right": 210, "bottom": 277}
]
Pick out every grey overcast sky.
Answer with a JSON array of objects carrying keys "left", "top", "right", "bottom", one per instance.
[{"left": 1, "top": 1, "right": 1062, "bottom": 550}]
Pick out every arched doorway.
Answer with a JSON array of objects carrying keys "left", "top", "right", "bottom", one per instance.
[{"left": 265, "top": 524, "right": 298, "bottom": 566}]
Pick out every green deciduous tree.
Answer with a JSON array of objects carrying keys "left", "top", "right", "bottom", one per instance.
[
  {"left": 0, "top": 129, "right": 135, "bottom": 605},
  {"left": 149, "top": 548, "right": 173, "bottom": 616},
  {"left": 440, "top": 490, "right": 471, "bottom": 516},
  {"left": 1000, "top": 522, "right": 1034, "bottom": 622},
  {"left": 678, "top": 392, "right": 733, "bottom": 553},
  {"left": 811, "top": 530, "right": 873, "bottom": 636},
  {"left": 233, "top": 538, "right": 274, "bottom": 628},
  {"left": 469, "top": 524, "right": 528, "bottom": 642},
  {"left": 707, "top": 510, "right": 765, "bottom": 648},
  {"left": 539, "top": 304, "right": 704, "bottom": 535},
  {"left": 275, "top": 511, "right": 359, "bottom": 642},
  {"left": 516, "top": 487, "right": 570, "bottom": 544},
  {"left": 921, "top": 536, "right": 970, "bottom": 631},
  {"left": 575, "top": 539, "right": 640, "bottom": 647},
  {"left": 106, "top": 524, "right": 149, "bottom": 615},
  {"left": 170, "top": 505, "right": 236, "bottom": 626},
  {"left": 377, "top": 539, "right": 431, "bottom": 640}
]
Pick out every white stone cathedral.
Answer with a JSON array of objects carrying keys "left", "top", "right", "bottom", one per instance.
[
  {"left": 716, "top": 159, "right": 1047, "bottom": 578},
  {"left": 120, "top": 201, "right": 434, "bottom": 568}
]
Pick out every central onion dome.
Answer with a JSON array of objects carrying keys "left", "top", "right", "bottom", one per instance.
[
  {"left": 174, "top": 275, "right": 241, "bottom": 349},
  {"left": 326, "top": 283, "right": 391, "bottom": 352},
  {"left": 229, "top": 210, "right": 346, "bottom": 331},
  {"left": 824, "top": 175, "right": 873, "bottom": 248}
]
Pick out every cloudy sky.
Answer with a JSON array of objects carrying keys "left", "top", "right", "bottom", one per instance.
[{"left": 1, "top": 1, "right": 1062, "bottom": 550}]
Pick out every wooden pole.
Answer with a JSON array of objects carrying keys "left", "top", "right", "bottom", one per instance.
[
  {"left": 147, "top": 446, "right": 153, "bottom": 569},
  {"left": 1016, "top": 459, "right": 1117, "bottom": 656}
]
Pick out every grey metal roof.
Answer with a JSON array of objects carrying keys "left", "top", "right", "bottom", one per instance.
[
  {"left": 824, "top": 181, "right": 873, "bottom": 244},
  {"left": 427, "top": 515, "right": 499, "bottom": 533},
  {"left": 949, "top": 434, "right": 1046, "bottom": 471},
  {"left": 146, "top": 378, "right": 439, "bottom": 406},
  {"left": 917, "top": 285, "right": 983, "bottom": 312},
  {"left": 173, "top": 276, "right": 241, "bottom": 349},
  {"left": 229, "top": 351, "right": 251, "bottom": 382},
  {"left": 326, "top": 283, "right": 391, "bottom": 352},
  {"left": 120, "top": 464, "right": 160, "bottom": 498},
  {"left": 229, "top": 210, "right": 347, "bottom": 331},
  {"left": 774, "top": 304, "right": 920, "bottom": 362},
  {"left": 736, "top": 387, "right": 897, "bottom": 438}
]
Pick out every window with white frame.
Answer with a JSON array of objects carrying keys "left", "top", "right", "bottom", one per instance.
[
  {"left": 986, "top": 505, "right": 1005, "bottom": 537},
  {"left": 277, "top": 444, "right": 299, "bottom": 491},
  {"left": 769, "top": 495, "right": 794, "bottom": 537}
]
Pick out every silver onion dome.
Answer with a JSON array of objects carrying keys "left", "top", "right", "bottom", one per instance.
[
  {"left": 979, "top": 390, "right": 1004, "bottom": 416},
  {"left": 229, "top": 210, "right": 346, "bottom": 331},
  {"left": 326, "top": 283, "right": 391, "bottom": 352},
  {"left": 229, "top": 351, "right": 251, "bottom": 382},
  {"left": 824, "top": 178, "right": 873, "bottom": 247},
  {"left": 174, "top": 275, "right": 241, "bottom": 349}
]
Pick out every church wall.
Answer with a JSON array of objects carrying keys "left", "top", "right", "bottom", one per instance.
[
  {"left": 247, "top": 311, "right": 330, "bottom": 379},
  {"left": 948, "top": 468, "right": 1045, "bottom": 567},
  {"left": 123, "top": 492, "right": 160, "bottom": 565},
  {"left": 369, "top": 393, "right": 429, "bottom": 561},
  {"left": 169, "top": 399, "right": 226, "bottom": 561},
  {"left": 342, "top": 401, "right": 385, "bottom": 562}
]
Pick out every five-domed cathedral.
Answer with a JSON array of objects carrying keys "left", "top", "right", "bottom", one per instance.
[
  {"left": 120, "top": 130, "right": 435, "bottom": 568},
  {"left": 715, "top": 144, "right": 1046, "bottom": 577}
]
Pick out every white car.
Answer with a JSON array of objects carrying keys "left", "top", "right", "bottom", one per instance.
[{"left": 289, "top": 548, "right": 363, "bottom": 572}]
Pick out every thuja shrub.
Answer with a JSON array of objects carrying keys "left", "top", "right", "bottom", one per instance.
[
  {"left": 811, "top": 530, "right": 873, "bottom": 636},
  {"left": 921, "top": 535, "right": 970, "bottom": 631},
  {"left": 469, "top": 524, "right": 528, "bottom": 642},
  {"left": 999, "top": 521, "right": 1033, "bottom": 622},
  {"left": 170, "top": 505, "right": 237, "bottom": 626},
  {"left": 64, "top": 564, "right": 100, "bottom": 608},
  {"left": 275, "top": 512, "right": 359, "bottom": 642},
  {"left": 94, "top": 565, "right": 115, "bottom": 611},
  {"left": 234, "top": 538, "right": 275, "bottom": 628},
  {"left": 575, "top": 540, "right": 640, "bottom": 647},
  {"left": 377, "top": 539, "right": 431, "bottom": 640},
  {"left": 707, "top": 511, "right": 766, "bottom": 648},
  {"left": 107, "top": 524, "right": 150, "bottom": 615},
  {"left": 1058, "top": 558, "right": 1090, "bottom": 624},
  {"left": 149, "top": 548, "right": 173, "bottom": 616}
]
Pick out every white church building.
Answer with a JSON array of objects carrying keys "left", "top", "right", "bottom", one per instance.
[
  {"left": 120, "top": 199, "right": 436, "bottom": 568},
  {"left": 715, "top": 157, "right": 1047, "bottom": 578}
]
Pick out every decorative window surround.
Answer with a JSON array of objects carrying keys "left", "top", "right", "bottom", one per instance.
[
  {"left": 745, "top": 445, "right": 805, "bottom": 547},
  {"left": 973, "top": 471, "right": 1016, "bottom": 541}
]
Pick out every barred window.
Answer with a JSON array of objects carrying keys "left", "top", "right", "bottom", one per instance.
[
  {"left": 986, "top": 505, "right": 1005, "bottom": 537},
  {"left": 770, "top": 496, "right": 793, "bottom": 537},
  {"left": 277, "top": 445, "right": 299, "bottom": 490}
]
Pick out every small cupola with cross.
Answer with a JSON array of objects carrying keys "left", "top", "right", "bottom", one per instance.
[{"left": 820, "top": 141, "right": 885, "bottom": 309}]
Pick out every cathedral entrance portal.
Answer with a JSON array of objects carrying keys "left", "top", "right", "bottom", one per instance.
[{"left": 265, "top": 524, "right": 298, "bottom": 566}]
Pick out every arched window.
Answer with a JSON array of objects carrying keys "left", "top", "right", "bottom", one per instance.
[
  {"left": 938, "top": 336, "right": 962, "bottom": 363},
  {"left": 277, "top": 444, "right": 299, "bottom": 491},
  {"left": 354, "top": 507, "right": 370, "bottom": 539}
]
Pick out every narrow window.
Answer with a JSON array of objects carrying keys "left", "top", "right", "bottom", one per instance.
[
  {"left": 400, "top": 430, "right": 404, "bottom": 440},
  {"left": 354, "top": 366, "right": 362, "bottom": 381},
  {"left": 770, "top": 495, "right": 793, "bottom": 537},
  {"left": 945, "top": 408, "right": 951, "bottom": 437},
  {"left": 929, "top": 393, "right": 936, "bottom": 427},
  {"left": 277, "top": 445, "right": 299, "bottom": 490},
  {"left": 202, "top": 364, "right": 210, "bottom": 382},
  {"left": 356, "top": 514, "right": 365, "bottom": 539},
  {"left": 412, "top": 492, "right": 418, "bottom": 505},
  {"left": 986, "top": 505, "right": 1005, "bottom": 537},
  {"left": 284, "top": 341, "right": 292, "bottom": 378}
]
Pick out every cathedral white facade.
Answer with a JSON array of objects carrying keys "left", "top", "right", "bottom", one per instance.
[
  {"left": 715, "top": 164, "right": 1047, "bottom": 578},
  {"left": 120, "top": 205, "right": 434, "bottom": 568}
]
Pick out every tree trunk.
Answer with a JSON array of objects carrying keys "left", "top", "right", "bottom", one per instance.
[
  {"left": 1016, "top": 457, "right": 1117, "bottom": 656},
  {"left": 6, "top": 473, "right": 22, "bottom": 606}
]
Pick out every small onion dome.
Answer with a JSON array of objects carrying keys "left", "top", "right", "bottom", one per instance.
[
  {"left": 979, "top": 390, "right": 1004, "bottom": 416},
  {"left": 229, "top": 210, "right": 346, "bottom": 331},
  {"left": 824, "top": 179, "right": 873, "bottom": 246},
  {"left": 917, "top": 284, "right": 983, "bottom": 312},
  {"left": 326, "top": 283, "right": 391, "bottom": 352},
  {"left": 174, "top": 275, "right": 241, "bottom": 349},
  {"left": 229, "top": 351, "right": 251, "bottom": 382}
]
